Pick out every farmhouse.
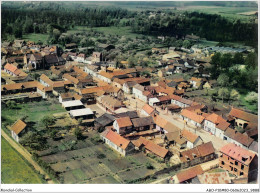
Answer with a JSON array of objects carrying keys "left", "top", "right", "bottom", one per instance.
[
  {"left": 229, "top": 108, "right": 258, "bottom": 130},
  {"left": 97, "top": 95, "right": 125, "bottom": 113},
  {"left": 179, "top": 142, "right": 216, "bottom": 168},
  {"left": 59, "top": 92, "right": 75, "bottom": 103},
  {"left": 204, "top": 113, "right": 230, "bottom": 139},
  {"left": 94, "top": 113, "right": 116, "bottom": 130},
  {"left": 219, "top": 143, "right": 258, "bottom": 182},
  {"left": 165, "top": 132, "right": 187, "bottom": 149},
  {"left": 181, "top": 129, "right": 203, "bottom": 149},
  {"left": 10, "top": 119, "right": 27, "bottom": 143},
  {"left": 180, "top": 109, "right": 205, "bottom": 127},
  {"left": 170, "top": 95, "right": 196, "bottom": 108},
  {"left": 101, "top": 129, "right": 135, "bottom": 156},
  {"left": 4, "top": 63, "right": 24, "bottom": 77},
  {"left": 131, "top": 116, "right": 155, "bottom": 132},
  {"left": 173, "top": 165, "right": 204, "bottom": 184},
  {"left": 153, "top": 115, "right": 180, "bottom": 134},
  {"left": 113, "top": 116, "right": 133, "bottom": 135},
  {"left": 223, "top": 128, "right": 254, "bottom": 149},
  {"left": 141, "top": 104, "right": 156, "bottom": 117}
]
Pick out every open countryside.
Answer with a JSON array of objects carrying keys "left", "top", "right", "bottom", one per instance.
[{"left": 1, "top": 1, "right": 258, "bottom": 188}]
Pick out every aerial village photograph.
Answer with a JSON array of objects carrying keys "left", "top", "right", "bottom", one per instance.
[{"left": 1, "top": 0, "right": 259, "bottom": 192}]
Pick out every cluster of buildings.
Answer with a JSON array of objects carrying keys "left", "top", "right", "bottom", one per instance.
[{"left": 2, "top": 39, "right": 258, "bottom": 184}]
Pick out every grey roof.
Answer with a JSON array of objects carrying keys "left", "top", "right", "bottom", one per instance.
[
  {"left": 131, "top": 116, "right": 154, "bottom": 128},
  {"left": 116, "top": 111, "right": 139, "bottom": 119},
  {"left": 167, "top": 81, "right": 178, "bottom": 88},
  {"left": 95, "top": 113, "right": 115, "bottom": 127}
]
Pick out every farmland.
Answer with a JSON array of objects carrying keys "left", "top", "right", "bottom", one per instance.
[
  {"left": 37, "top": 131, "right": 165, "bottom": 184},
  {"left": 22, "top": 33, "right": 49, "bottom": 44},
  {"left": 1, "top": 136, "right": 45, "bottom": 184}
]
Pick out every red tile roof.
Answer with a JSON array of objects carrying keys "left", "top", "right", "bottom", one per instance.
[
  {"left": 142, "top": 104, "right": 155, "bottom": 115},
  {"left": 181, "top": 129, "right": 199, "bottom": 143},
  {"left": 176, "top": 165, "right": 204, "bottom": 183},
  {"left": 205, "top": 113, "right": 226, "bottom": 125},
  {"left": 10, "top": 119, "right": 26, "bottom": 135},
  {"left": 180, "top": 109, "right": 205, "bottom": 124},
  {"left": 4, "top": 63, "right": 17, "bottom": 73},
  {"left": 224, "top": 128, "right": 254, "bottom": 147},
  {"left": 139, "top": 137, "right": 169, "bottom": 158},
  {"left": 116, "top": 116, "right": 133, "bottom": 128},
  {"left": 229, "top": 108, "right": 258, "bottom": 123},
  {"left": 40, "top": 74, "right": 53, "bottom": 86},
  {"left": 105, "top": 130, "right": 131, "bottom": 150},
  {"left": 220, "top": 143, "right": 256, "bottom": 166},
  {"left": 197, "top": 171, "right": 231, "bottom": 184}
]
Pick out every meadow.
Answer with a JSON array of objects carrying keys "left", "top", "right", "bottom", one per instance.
[{"left": 1, "top": 136, "right": 45, "bottom": 184}]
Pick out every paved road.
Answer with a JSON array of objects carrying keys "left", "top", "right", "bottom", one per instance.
[{"left": 1, "top": 129, "right": 54, "bottom": 184}]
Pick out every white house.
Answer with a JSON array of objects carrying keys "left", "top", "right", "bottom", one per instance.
[
  {"left": 10, "top": 119, "right": 27, "bottom": 143},
  {"left": 181, "top": 129, "right": 203, "bottom": 149},
  {"left": 204, "top": 113, "right": 230, "bottom": 139},
  {"left": 113, "top": 116, "right": 133, "bottom": 135},
  {"left": 180, "top": 109, "right": 205, "bottom": 128},
  {"left": 132, "top": 84, "right": 147, "bottom": 102},
  {"left": 98, "top": 71, "right": 112, "bottom": 83},
  {"left": 75, "top": 53, "right": 85, "bottom": 63},
  {"left": 122, "top": 81, "right": 137, "bottom": 94},
  {"left": 149, "top": 97, "right": 160, "bottom": 106},
  {"left": 171, "top": 95, "right": 195, "bottom": 108},
  {"left": 100, "top": 129, "right": 135, "bottom": 156}
]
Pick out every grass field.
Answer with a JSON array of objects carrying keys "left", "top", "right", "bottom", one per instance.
[
  {"left": 2, "top": 100, "right": 66, "bottom": 128},
  {"left": 68, "top": 26, "right": 146, "bottom": 39},
  {"left": 1, "top": 136, "right": 45, "bottom": 184},
  {"left": 22, "top": 33, "right": 49, "bottom": 44}
]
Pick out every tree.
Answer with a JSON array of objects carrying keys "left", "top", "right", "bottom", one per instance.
[
  {"left": 41, "top": 115, "right": 55, "bottom": 129},
  {"left": 230, "top": 89, "right": 240, "bottom": 103},
  {"left": 245, "top": 92, "right": 258, "bottom": 104},
  {"left": 74, "top": 127, "right": 83, "bottom": 140},
  {"left": 20, "top": 131, "right": 46, "bottom": 150},
  {"left": 220, "top": 53, "right": 233, "bottom": 69},
  {"left": 233, "top": 53, "right": 244, "bottom": 64},
  {"left": 53, "top": 29, "right": 61, "bottom": 41},
  {"left": 217, "top": 73, "right": 229, "bottom": 87},
  {"left": 49, "top": 129, "right": 58, "bottom": 140},
  {"left": 183, "top": 40, "right": 191, "bottom": 48},
  {"left": 245, "top": 52, "right": 257, "bottom": 70},
  {"left": 218, "top": 88, "right": 229, "bottom": 103},
  {"left": 146, "top": 162, "right": 154, "bottom": 169}
]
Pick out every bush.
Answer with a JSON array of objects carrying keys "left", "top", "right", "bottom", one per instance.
[
  {"left": 97, "top": 153, "right": 106, "bottom": 159},
  {"left": 146, "top": 162, "right": 154, "bottom": 170},
  {"left": 245, "top": 92, "right": 258, "bottom": 104}
]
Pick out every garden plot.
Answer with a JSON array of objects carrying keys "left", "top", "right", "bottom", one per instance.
[
  {"left": 87, "top": 175, "right": 120, "bottom": 184},
  {"left": 118, "top": 166, "right": 154, "bottom": 182}
]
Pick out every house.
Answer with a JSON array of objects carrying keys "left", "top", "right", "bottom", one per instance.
[
  {"left": 204, "top": 113, "right": 230, "bottom": 139},
  {"left": 181, "top": 129, "right": 203, "bottom": 149},
  {"left": 97, "top": 95, "right": 125, "bottom": 113},
  {"left": 148, "top": 97, "right": 160, "bottom": 106},
  {"left": 229, "top": 108, "right": 258, "bottom": 130},
  {"left": 170, "top": 95, "right": 196, "bottom": 108},
  {"left": 116, "top": 111, "right": 139, "bottom": 119},
  {"left": 92, "top": 52, "right": 102, "bottom": 63},
  {"left": 141, "top": 104, "right": 156, "bottom": 117},
  {"left": 165, "top": 132, "right": 187, "bottom": 149},
  {"left": 203, "top": 80, "right": 217, "bottom": 89},
  {"left": 179, "top": 142, "right": 216, "bottom": 168},
  {"left": 172, "top": 165, "right": 204, "bottom": 184},
  {"left": 59, "top": 92, "right": 75, "bottom": 103},
  {"left": 223, "top": 128, "right": 254, "bottom": 149},
  {"left": 10, "top": 119, "right": 27, "bottom": 143},
  {"left": 43, "top": 53, "right": 66, "bottom": 68},
  {"left": 94, "top": 113, "right": 116, "bottom": 131},
  {"left": 40, "top": 74, "right": 53, "bottom": 87},
  {"left": 180, "top": 109, "right": 205, "bottom": 128},
  {"left": 62, "top": 100, "right": 85, "bottom": 111},
  {"left": 132, "top": 84, "right": 147, "bottom": 102},
  {"left": 75, "top": 53, "right": 85, "bottom": 63},
  {"left": 122, "top": 81, "right": 137, "bottom": 94},
  {"left": 190, "top": 77, "right": 203, "bottom": 89},
  {"left": 131, "top": 116, "right": 155, "bottom": 132},
  {"left": 113, "top": 116, "right": 133, "bottom": 135},
  {"left": 4, "top": 63, "right": 24, "bottom": 77},
  {"left": 100, "top": 129, "right": 135, "bottom": 156},
  {"left": 136, "top": 137, "right": 170, "bottom": 160},
  {"left": 219, "top": 143, "right": 258, "bottom": 182},
  {"left": 153, "top": 115, "right": 180, "bottom": 134}
]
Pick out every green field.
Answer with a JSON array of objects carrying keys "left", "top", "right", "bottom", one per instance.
[
  {"left": 2, "top": 100, "right": 66, "bottom": 128},
  {"left": 22, "top": 33, "right": 49, "bottom": 44},
  {"left": 1, "top": 136, "right": 45, "bottom": 184}
]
